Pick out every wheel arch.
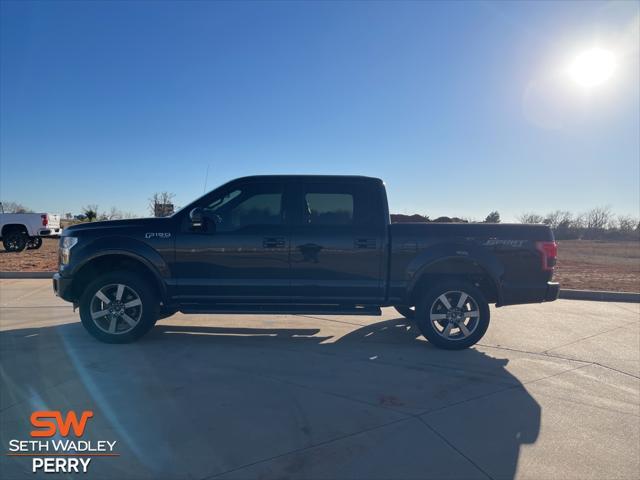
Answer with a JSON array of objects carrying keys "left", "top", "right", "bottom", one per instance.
[
  {"left": 1, "top": 223, "right": 28, "bottom": 237},
  {"left": 407, "top": 250, "right": 503, "bottom": 306},
  {"left": 71, "top": 252, "right": 167, "bottom": 303}
]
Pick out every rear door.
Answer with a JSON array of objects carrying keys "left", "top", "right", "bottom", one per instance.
[{"left": 289, "top": 180, "right": 386, "bottom": 303}]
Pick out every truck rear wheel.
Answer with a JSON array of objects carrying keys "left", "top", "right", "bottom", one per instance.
[
  {"left": 2, "top": 230, "right": 28, "bottom": 252},
  {"left": 415, "top": 281, "right": 490, "bottom": 350},
  {"left": 79, "top": 271, "right": 159, "bottom": 344},
  {"left": 27, "top": 237, "right": 43, "bottom": 250}
]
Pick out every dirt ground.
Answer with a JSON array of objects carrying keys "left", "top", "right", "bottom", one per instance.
[
  {"left": 554, "top": 240, "right": 640, "bottom": 292},
  {"left": 0, "top": 237, "right": 58, "bottom": 272},
  {"left": 0, "top": 238, "right": 638, "bottom": 292}
]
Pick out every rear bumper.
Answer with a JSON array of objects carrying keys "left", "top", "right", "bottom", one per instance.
[
  {"left": 38, "top": 228, "right": 62, "bottom": 237},
  {"left": 52, "top": 273, "right": 74, "bottom": 302},
  {"left": 499, "top": 281, "right": 560, "bottom": 306},
  {"left": 545, "top": 282, "right": 560, "bottom": 302}
]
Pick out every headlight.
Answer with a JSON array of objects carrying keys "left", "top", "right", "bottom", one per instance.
[{"left": 60, "top": 237, "right": 78, "bottom": 265}]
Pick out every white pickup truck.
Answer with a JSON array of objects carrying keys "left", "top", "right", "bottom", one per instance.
[{"left": 0, "top": 212, "right": 61, "bottom": 252}]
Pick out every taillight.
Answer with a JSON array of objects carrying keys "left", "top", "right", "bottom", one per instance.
[
  {"left": 41, "top": 214, "right": 48, "bottom": 227},
  {"left": 536, "top": 241, "right": 557, "bottom": 271}
]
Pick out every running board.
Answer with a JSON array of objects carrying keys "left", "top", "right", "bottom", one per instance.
[{"left": 178, "top": 304, "right": 382, "bottom": 316}]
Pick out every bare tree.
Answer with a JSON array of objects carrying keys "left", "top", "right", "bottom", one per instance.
[
  {"left": 82, "top": 205, "right": 99, "bottom": 222},
  {"left": 106, "top": 207, "right": 123, "bottom": 220},
  {"left": 585, "top": 206, "right": 613, "bottom": 230},
  {"left": 618, "top": 215, "right": 639, "bottom": 233},
  {"left": 543, "top": 210, "right": 572, "bottom": 229},
  {"left": 149, "top": 192, "right": 176, "bottom": 217},
  {"left": 1, "top": 201, "right": 32, "bottom": 213},
  {"left": 571, "top": 213, "right": 587, "bottom": 229},
  {"left": 518, "top": 212, "right": 544, "bottom": 224}
]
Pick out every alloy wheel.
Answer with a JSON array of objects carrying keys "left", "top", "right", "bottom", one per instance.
[
  {"left": 429, "top": 290, "right": 480, "bottom": 341},
  {"left": 90, "top": 283, "right": 143, "bottom": 335}
]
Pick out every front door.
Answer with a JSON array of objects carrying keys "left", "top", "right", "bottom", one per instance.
[{"left": 173, "top": 180, "right": 291, "bottom": 303}]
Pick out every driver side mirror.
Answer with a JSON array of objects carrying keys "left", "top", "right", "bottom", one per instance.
[
  {"left": 189, "top": 207, "right": 203, "bottom": 227},
  {"left": 189, "top": 208, "right": 220, "bottom": 233}
]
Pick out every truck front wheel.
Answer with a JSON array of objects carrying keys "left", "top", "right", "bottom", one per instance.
[
  {"left": 79, "top": 271, "right": 159, "bottom": 343},
  {"left": 415, "top": 281, "right": 490, "bottom": 350}
]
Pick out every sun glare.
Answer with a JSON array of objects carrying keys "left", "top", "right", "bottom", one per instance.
[{"left": 567, "top": 48, "right": 617, "bottom": 89}]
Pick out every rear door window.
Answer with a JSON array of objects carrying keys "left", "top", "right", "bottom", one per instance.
[
  {"left": 304, "top": 193, "right": 354, "bottom": 225},
  {"left": 298, "top": 182, "right": 382, "bottom": 227}
]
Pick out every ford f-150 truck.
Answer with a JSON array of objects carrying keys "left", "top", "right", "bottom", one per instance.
[{"left": 53, "top": 175, "right": 559, "bottom": 349}]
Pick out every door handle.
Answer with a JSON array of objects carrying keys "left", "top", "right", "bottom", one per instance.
[
  {"left": 354, "top": 238, "right": 376, "bottom": 249},
  {"left": 263, "top": 237, "right": 286, "bottom": 248}
]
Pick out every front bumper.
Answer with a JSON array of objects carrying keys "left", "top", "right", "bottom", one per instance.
[{"left": 52, "top": 273, "right": 74, "bottom": 302}]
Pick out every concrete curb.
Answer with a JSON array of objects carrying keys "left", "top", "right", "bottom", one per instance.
[
  {"left": 0, "top": 272, "right": 638, "bottom": 303},
  {"left": 559, "top": 289, "right": 640, "bottom": 303},
  {"left": 0, "top": 272, "right": 54, "bottom": 279}
]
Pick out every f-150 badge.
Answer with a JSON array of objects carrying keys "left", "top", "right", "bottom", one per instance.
[{"left": 145, "top": 232, "right": 171, "bottom": 239}]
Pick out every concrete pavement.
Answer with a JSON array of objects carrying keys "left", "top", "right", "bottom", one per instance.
[{"left": 0, "top": 279, "right": 638, "bottom": 479}]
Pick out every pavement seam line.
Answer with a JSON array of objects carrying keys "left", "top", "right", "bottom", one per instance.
[
  {"left": 478, "top": 343, "right": 640, "bottom": 379},
  {"left": 610, "top": 303, "right": 640, "bottom": 315},
  {"left": 417, "top": 363, "right": 592, "bottom": 417},
  {"left": 295, "top": 314, "right": 369, "bottom": 327},
  {"left": 476, "top": 343, "right": 592, "bottom": 364},
  {"left": 541, "top": 322, "right": 638, "bottom": 355},
  {"left": 528, "top": 390, "right": 640, "bottom": 417},
  {"left": 587, "top": 362, "right": 640, "bottom": 380},
  {"left": 417, "top": 417, "right": 495, "bottom": 480},
  {"left": 201, "top": 416, "right": 414, "bottom": 479},
  {"left": 8, "top": 284, "right": 52, "bottom": 303}
]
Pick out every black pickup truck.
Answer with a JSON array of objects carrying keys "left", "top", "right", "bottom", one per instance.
[{"left": 54, "top": 175, "right": 559, "bottom": 349}]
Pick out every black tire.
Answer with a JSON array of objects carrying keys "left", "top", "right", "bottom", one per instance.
[
  {"left": 27, "top": 237, "right": 43, "bottom": 250},
  {"left": 2, "top": 231, "right": 28, "bottom": 252},
  {"left": 415, "top": 281, "right": 490, "bottom": 350},
  {"left": 79, "top": 271, "right": 159, "bottom": 344},
  {"left": 394, "top": 305, "right": 415, "bottom": 319}
]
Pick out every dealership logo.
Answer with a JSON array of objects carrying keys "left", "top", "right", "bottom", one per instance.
[
  {"left": 7, "top": 410, "right": 118, "bottom": 474},
  {"left": 31, "top": 410, "right": 94, "bottom": 437}
]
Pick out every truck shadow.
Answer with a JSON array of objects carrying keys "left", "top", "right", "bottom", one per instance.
[{"left": 0, "top": 317, "right": 540, "bottom": 480}]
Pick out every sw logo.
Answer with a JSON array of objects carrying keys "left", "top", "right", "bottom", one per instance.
[
  {"left": 30, "top": 410, "right": 94, "bottom": 437},
  {"left": 7, "top": 410, "right": 118, "bottom": 474}
]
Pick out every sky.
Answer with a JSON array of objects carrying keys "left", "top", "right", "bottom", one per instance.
[{"left": 1, "top": 0, "right": 639, "bottom": 221}]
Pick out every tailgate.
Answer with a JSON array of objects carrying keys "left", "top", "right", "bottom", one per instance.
[{"left": 46, "top": 214, "right": 61, "bottom": 229}]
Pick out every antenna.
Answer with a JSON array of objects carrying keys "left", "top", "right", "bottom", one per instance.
[{"left": 203, "top": 164, "right": 210, "bottom": 193}]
